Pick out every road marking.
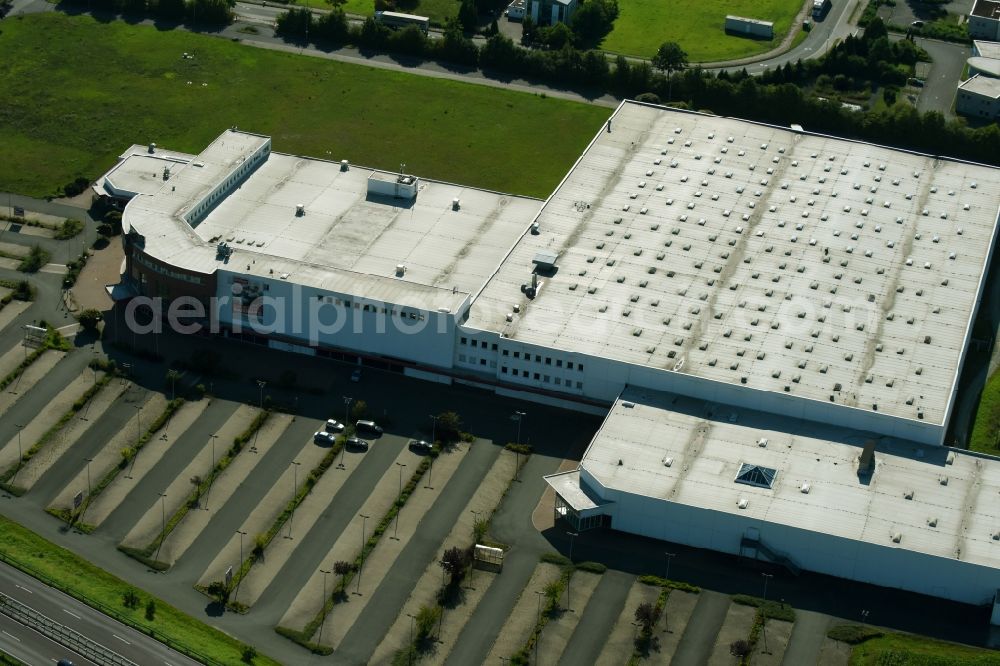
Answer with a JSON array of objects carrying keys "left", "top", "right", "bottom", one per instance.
[
  {"left": 1, "top": 630, "right": 20, "bottom": 642},
  {"left": 14, "top": 585, "right": 31, "bottom": 594},
  {"left": 61, "top": 609, "right": 81, "bottom": 620},
  {"left": 113, "top": 634, "right": 131, "bottom": 645}
]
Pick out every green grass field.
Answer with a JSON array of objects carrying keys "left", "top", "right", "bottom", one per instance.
[
  {"left": 294, "top": 0, "right": 460, "bottom": 25},
  {"left": 0, "top": 14, "right": 606, "bottom": 199},
  {"left": 970, "top": 368, "right": 1000, "bottom": 454},
  {"left": 849, "top": 632, "right": 1000, "bottom": 665},
  {"left": 601, "top": 0, "right": 805, "bottom": 62},
  {"left": 0, "top": 514, "right": 281, "bottom": 665}
]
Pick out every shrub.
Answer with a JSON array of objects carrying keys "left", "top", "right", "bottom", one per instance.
[
  {"left": 440, "top": 546, "right": 470, "bottom": 585},
  {"left": 575, "top": 561, "right": 606, "bottom": 573},
  {"left": 55, "top": 218, "right": 85, "bottom": 240},
  {"left": 122, "top": 588, "right": 140, "bottom": 609},
  {"left": 77, "top": 308, "right": 103, "bottom": 332},
  {"left": 18, "top": 245, "right": 50, "bottom": 273},
  {"left": 62, "top": 176, "right": 90, "bottom": 198},
  {"left": 241, "top": 645, "right": 257, "bottom": 664},
  {"left": 827, "top": 623, "right": 884, "bottom": 644},
  {"left": 730, "top": 639, "right": 751, "bottom": 657},
  {"left": 414, "top": 603, "right": 441, "bottom": 638},
  {"left": 351, "top": 399, "right": 368, "bottom": 421},
  {"left": 540, "top": 552, "right": 571, "bottom": 566},
  {"left": 144, "top": 599, "right": 156, "bottom": 620}
]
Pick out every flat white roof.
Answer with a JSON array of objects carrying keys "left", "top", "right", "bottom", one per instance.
[
  {"left": 973, "top": 40, "right": 1000, "bottom": 60},
  {"left": 582, "top": 386, "right": 1000, "bottom": 569},
  {"left": 467, "top": 101, "right": 1000, "bottom": 425},
  {"left": 960, "top": 74, "right": 1000, "bottom": 100},
  {"left": 94, "top": 145, "right": 195, "bottom": 199},
  {"left": 124, "top": 130, "right": 540, "bottom": 312}
]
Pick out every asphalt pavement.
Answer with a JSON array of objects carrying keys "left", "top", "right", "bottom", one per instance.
[
  {"left": 0, "top": 612, "right": 96, "bottom": 666},
  {"left": 0, "top": 560, "right": 200, "bottom": 666}
]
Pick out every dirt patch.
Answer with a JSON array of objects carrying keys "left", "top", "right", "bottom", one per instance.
[{"left": 71, "top": 239, "right": 123, "bottom": 312}]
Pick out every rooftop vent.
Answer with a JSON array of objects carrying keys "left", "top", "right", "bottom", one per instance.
[
  {"left": 295, "top": 203, "right": 305, "bottom": 217},
  {"left": 148, "top": 142, "right": 157, "bottom": 153},
  {"left": 532, "top": 250, "right": 559, "bottom": 272},
  {"left": 891, "top": 532, "right": 902, "bottom": 544},
  {"left": 735, "top": 463, "right": 777, "bottom": 489},
  {"left": 858, "top": 439, "right": 877, "bottom": 477},
  {"left": 800, "top": 482, "right": 811, "bottom": 494},
  {"left": 452, "top": 197, "right": 461, "bottom": 211},
  {"left": 395, "top": 264, "right": 406, "bottom": 277},
  {"left": 340, "top": 159, "right": 349, "bottom": 171},
  {"left": 737, "top": 497, "right": 749, "bottom": 509},
  {"left": 663, "top": 457, "right": 673, "bottom": 467}
]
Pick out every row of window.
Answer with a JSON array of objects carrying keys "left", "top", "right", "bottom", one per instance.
[
  {"left": 133, "top": 251, "right": 203, "bottom": 285},
  {"left": 316, "top": 296, "right": 426, "bottom": 321},
  {"left": 188, "top": 145, "right": 269, "bottom": 224},
  {"left": 501, "top": 366, "right": 584, "bottom": 389},
  {"left": 458, "top": 355, "right": 497, "bottom": 369},
  {"left": 458, "top": 336, "right": 585, "bottom": 372}
]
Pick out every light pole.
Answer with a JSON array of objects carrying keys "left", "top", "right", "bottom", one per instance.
[
  {"left": 355, "top": 514, "right": 369, "bottom": 595},
  {"left": 286, "top": 461, "right": 301, "bottom": 539},
  {"left": 392, "top": 462, "right": 406, "bottom": 540},
  {"left": 512, "top": 411, "right": 526, "bottom": 481},
  {"left": 205, "top": 434, "right": 218, "bottom": 510},
  {"left": 407, "top": 612, "right": 416, "bottom": 665},
  {"left": 567, "top": 531, "right": 578, "bottom": 563},
  {"left": 237, "top": 530, "right": 248, "bottom": 566},
  {"left": 235, "top": 529, "right": 247, "bottom": 602},
  {"left": 11, "top": 424, "right": 23, "bottom": 482},
  {"left": 154, "top": 492, "right": 167, "bottom": 562},
  {"left": 84, "top": 457, "right": 93, "bottom": 497},
  {"left": 861, "top": 609, "right": 870, "bottom": 624},
  {"left": 761, "top": 573, "right": 773, "bottom": 655},
  {"left": 318, "top": 568, "right": 332, "bottom": 645},
  {"left": 257, "top": 379, "right": 266, "bottom": 410},
  {"left": 425, "top": 414, "right": 437, "bottom": 489},
  {"left": 469, "top": 509, "right": 482, "bottom": 588},
  {"left": 534, "top": 590, "right": 544, "bottom": 664},
  {"left": 664, "top": 552, "right": 676, "bottom": 582},
  {"left": 339, "top": 396, "right": 352, "bottom": 469}
]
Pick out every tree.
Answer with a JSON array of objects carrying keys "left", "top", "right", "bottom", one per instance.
[
  {"left": 521, "top": 15, "right": 537, "bottom": 45},
  {"left": 730, "top": 639, "right": 751, "bottom": 657},
  {"left": 634, "top": 601, "right": 660, "bottom": 632},
  {"left": 333, "top": 560, "right": 352, "bottom": 591},
  {"left": 122, "top": 588, "right": 140, "bottom": 609},
  {"left": 570, "top": 0, "right": 617, "bottom": 48},
  {"left": 77, "top": 308, "right": 103, "bottom": 332},
  {"left": 440, "top": 546, "right": 470, "bottom": 584},
  {"left": 206, "top": 581, "right": 230, "bottom": 604},
  {"left": 156, "top": 0, "right": 186, "bottom": 19},
  {"left": 241, "top": 645, "right": 257, "bottom": 664},
  {"left": 458, "top": 0, "right": 477, "bottom": 32},
  {"left": 415, "top": 603, "right": 441, "bottom": 638},
  {"left": 145, "top": 599, "right": 157, "bottom": 621},
  {"left": 651, "top": 41, "right": 688, "bottom": 102},
  {"left": 435, "top": 411, "right": 463, "bottom": 443}
]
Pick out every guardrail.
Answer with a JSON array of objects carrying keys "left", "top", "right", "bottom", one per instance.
[
  {"left": 0, "top": 550, "right": 226, "bottom": 665},
  {"left": 0, "top": 591, "right": 139, "bottom": 666}
]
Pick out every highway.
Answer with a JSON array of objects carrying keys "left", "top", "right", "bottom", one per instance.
[{"left": 0, "top": 561, "right": 201, "bottom": 666}]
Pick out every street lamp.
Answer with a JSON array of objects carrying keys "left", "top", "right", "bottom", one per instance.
[
  {"left": 861, "top": 609, "right": 870, "bottom": 624},
  {"left": 407, "top": 612, "right": 416, "bottom": 665},
  {"left": 392, "top": 463, "right": 406, "bottom": 540},
  {"left": 425, "top": 414, "right": 438, "bottom": 489},
  {"left": 286, "top": 461, "right": 301, "bottom": 539},
  {"left": 237, "top": 530, "right": 248, "bottom": 566},
  {"left": 318, "top": 568, "right": 332, "bottom": 644},
  {"left": 205, "top": 434, "right": 218, "bottom": 510},
  {"left": 355, "top": 514, "right": 369, "bottom": 595},
  {"left": 154, "top": 492, "right": 167, "bottom": 562},
  {"left": 566, "top": 531, "right": 578, "bottom": 563},
  {"left": 11, "top": 424, "right": 23, "bottom": 482},
  {"left": 339, "top": 396, "right": 352, "bottom": 470},
  {"left": 235, "top": 529, "right": 248, "bottom": 602},
  {"left": 257, "top": 379, "right": 266, "bottom": 410},
  {"left": 664, "top": 552, "right": 676, "bottom": 582},
  {"left": 761, "top": 573, "right": 773, "bottom": 655},
  {"left": 511, "top": 410, "right": 526, "bottom": 481},
  {"left": 534, "top": 590, "right": 544, "bottom": 664}
]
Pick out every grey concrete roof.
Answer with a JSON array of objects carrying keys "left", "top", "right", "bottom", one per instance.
[
  {"left": 582, "top": 386, "right": 1000, "bottom": 568},
  {"left": 466, "top": 101, "right": 1000, "bottom": 426},
  {"left": 123, "top": 130, "right": 541, "bottom": 312},
  {"left": 960, "top": 74, "right": 1000, "bottom": 99}
]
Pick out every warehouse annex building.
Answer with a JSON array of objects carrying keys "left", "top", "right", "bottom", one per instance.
[{"left": 109, "top": 101, "right": 1000, "bottom": 608}]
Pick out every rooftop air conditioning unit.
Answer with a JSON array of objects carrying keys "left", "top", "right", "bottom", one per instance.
[
  {"left": 395, "top": 264, "right": 406, "bottom": 277},
  {"left": 340, "top": 159, "right": 349, "bottom": 171},
  {"left": 452, "top": 198, "right": 460, "bottom": 211},
  {"left": 295, "top": 204, "right": 305, "bottom": 217}
]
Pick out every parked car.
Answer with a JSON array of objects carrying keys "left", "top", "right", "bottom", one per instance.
[
  {"left": 409, "top": 439, "right": 433, "bottom": 453},
  {"left": 350, "top": 368, "right": 361, "bottom": 382},
  {"left": 356, "top": 420, "right": 384, "bottom": 436},
  {"left": 314, "top": 431, "right": 337, "bottom": 445},
  {"left": 910, "top": 20, "right": 924, "bottom": 28},
  {"left": 58, "top": 661, "right": 75, "bottom": 666},
  {"left": 346, "top": 436, "right": 368, "bottom": 450},
  {"left": 325, "top": 419, "right": 345, "bottom": 433}
]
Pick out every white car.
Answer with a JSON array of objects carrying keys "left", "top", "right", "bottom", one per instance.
[
  {"left": 325, "top": 419, "right": 345, "bottom": 433},
  {"left": 314, "top": 431, "right": 337, "bottom": 445}
]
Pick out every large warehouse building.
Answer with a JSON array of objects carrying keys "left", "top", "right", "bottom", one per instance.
[{"left": 110, "top": 101, "right": 1000, "bottom": 606}]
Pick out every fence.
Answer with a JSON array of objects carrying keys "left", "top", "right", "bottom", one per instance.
[{"left": 0, "top": 591, "right": 138, "bottom": 666}]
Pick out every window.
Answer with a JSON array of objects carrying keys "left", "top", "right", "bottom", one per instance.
[
  {"left": 481, "top": 341, "right": 487, "bottom": 349},
  {"left": 543, "top": 375, "right": 550, "bottom": 383},
  {"left": 514, "top": 352, "right": 521, "bottom": 359},
  {"left": 459, "top": 354, "right": 467, "bottom": 362},
  {"left": 354, "top": 303, "right": 360, "bottom": 309},
  {"left": 501, "top": 366, "right": 508, "bottom": 374},
  {"left": 535, "top": 355, "right": 542, "bottom": 363},
  {"left": 345, "top": 301, "right": 352, "bottom": 308},
  {"left": 492, "top": 343, "right": 498, "bottom": 351},
  {"left": 567, "top": 362, "right": 574, "bottom": 370},
  {"left": 556, "top": 360, "right": 563, "bottom": 368},
  {"left": 576, "top": 381, "right": 583, "bottom": 389},
  {"left": 534, "top": 372, "right": 541, "bottom": 380},
  {"left": 480, "top": 359, "right": 486, "bottom": 366},
  {"left": 578, "top": 364, "right": 585, "bottom": 372},
  {"left": 502, "top": 350, "right": 509, "bottom": 356},
  {"left": 735, "top": 463, "right": 778, "bottom": 489},
  {"left": 512, "top": 369, "right": 519, "bottom": 376},
  {"left": 461, "top": 337, "right": 467, "bottom": 345},
  {"left": 555, "top": 377, "right": 562, "bottom": 385},
  {"left": 545, "top": 357, "right": 552, "bottom": 365}
]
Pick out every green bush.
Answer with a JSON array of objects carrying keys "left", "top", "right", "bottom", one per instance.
[
  {"left": 732, "top": 594, "right": 796, "bottom": 622},
  {"left": 540, "top": 552, "right": 571, "bottom": 566},
  {"left": 505, "top": 442, "right": 532, "bottom": 455},
  {"left": 17, "top": 244, "right": 50, "bottom": 273},
  {"left": 827, "top": 623, "right": 884, "bottom": 644},
  {"left": 575, "top": 561, "right": 607, "bottom": 573},
  {"left": 55, "top": 218, "right": 84, "bottom": 239}
]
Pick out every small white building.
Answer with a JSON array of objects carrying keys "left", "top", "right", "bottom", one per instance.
[
  {"left": 957, "top": 74, "right": 1000, "bottom": 120},
  {"left": 528, "top": 0, "right": 577, "bottom": 26},
  {"left": 725, "top": 15, "right": 775, "bottom": 40},
  {"left": 969, "top": 0, "right": 1000, "bottom": 40}
]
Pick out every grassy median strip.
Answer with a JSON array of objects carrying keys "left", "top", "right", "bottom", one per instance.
[
  {"left": 275, "top": 445, "right": 441, "bottom": 654},
  {"left": 0, "top": 514, "right": 279, "bottom": 666},
  {"left": 118, "top": 409, "right": 270, "bottom": 571},
  {"left": 47, "top": 398, "right": 186, "bottom": 531}
]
